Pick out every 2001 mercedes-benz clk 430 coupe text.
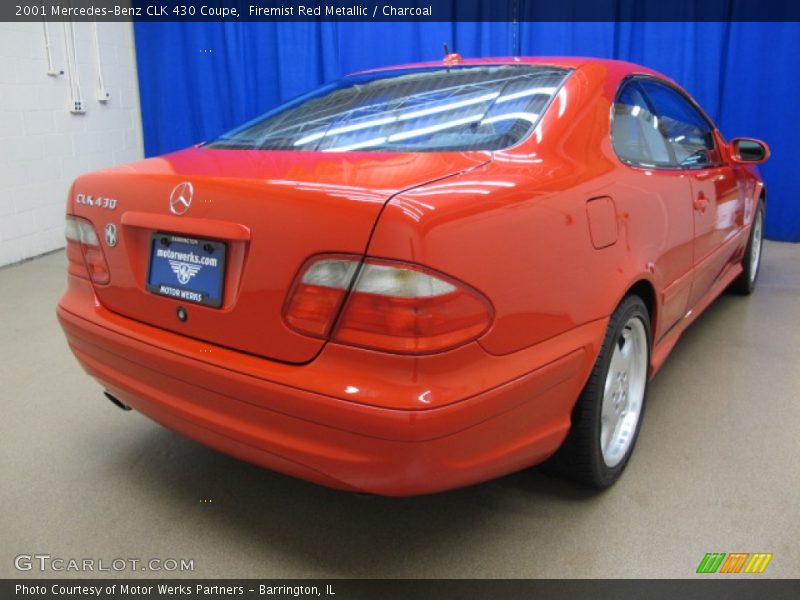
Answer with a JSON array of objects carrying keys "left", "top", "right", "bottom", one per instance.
[{"left": 57, "top": 57, "right": 769, "bottom": 495}]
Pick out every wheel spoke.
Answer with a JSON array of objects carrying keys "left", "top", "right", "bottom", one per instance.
[
  {"left": 619, "top": 328, "right": 634, "bottom": 371},
  {"left": 605, "top": 346, "right": 623, "bottom": 396},
  {"left": 602, "top": 383, "right": 617, "bottom": 422}
]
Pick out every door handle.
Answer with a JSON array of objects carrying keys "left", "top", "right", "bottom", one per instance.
[{"left": 693, "top": 193, "right": 709, "bottom": 213}]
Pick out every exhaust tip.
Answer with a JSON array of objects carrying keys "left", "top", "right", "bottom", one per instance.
[{"left": 104, "top": 391, "right": 132, "bottom": 411}]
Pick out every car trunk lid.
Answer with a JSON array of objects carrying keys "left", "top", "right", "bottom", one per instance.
[{"left": 69, "top": 147, "right": 488, "bottom": 363}]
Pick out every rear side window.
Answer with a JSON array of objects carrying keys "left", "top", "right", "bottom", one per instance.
[
  {"left": 611, "top": 81, "right": 672, "bottom": 167},
  {"left": 637, "top": 80, "right": 718, "bottom": 168},
  {"left": 208, "top": 66, "right": 570, "bottom": 153}
]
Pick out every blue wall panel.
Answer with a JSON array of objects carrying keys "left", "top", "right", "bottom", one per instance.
[{"left": 133, "top": 21, "right": 800, "bottom": 241}]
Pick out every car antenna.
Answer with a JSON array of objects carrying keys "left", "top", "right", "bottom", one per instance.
[{"left": 442, "top": 43, "right": 463, "bottom": 70}]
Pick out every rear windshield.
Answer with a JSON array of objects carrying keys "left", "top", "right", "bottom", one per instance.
[{"left": 207, "top": 65, "right": 570, "bottom": 153}]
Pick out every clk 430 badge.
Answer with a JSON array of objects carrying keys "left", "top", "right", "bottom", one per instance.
[{"left": 75, "top": 193, "right": 117, "bottom": 210}]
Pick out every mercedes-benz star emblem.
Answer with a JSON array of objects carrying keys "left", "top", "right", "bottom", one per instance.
[
  {"left": 104, "top": 223, "right": 118, "bottom": 247},
  {"left": 169, "top": 181, "right": 194, "bottom": 215}
]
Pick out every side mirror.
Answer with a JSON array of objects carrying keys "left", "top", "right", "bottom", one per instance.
[{"left": 730, "top": 138, "right": 770, "bottom": 164}]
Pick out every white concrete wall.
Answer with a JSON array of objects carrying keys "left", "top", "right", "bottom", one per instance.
[{"left": 0, "top": 22, "right": 143, "bottom": 267}]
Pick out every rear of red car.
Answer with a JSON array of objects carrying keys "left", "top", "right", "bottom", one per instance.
[{"left": 57, "top": 61, "right": 599, "bottom": 495}]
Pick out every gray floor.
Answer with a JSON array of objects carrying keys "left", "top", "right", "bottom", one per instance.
[{"left": 1, "top": 242, "right": 798, "bottom": 579}]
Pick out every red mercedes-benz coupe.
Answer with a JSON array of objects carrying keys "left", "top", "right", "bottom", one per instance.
[{"left": 57, "top": 57, "right": 769, "bottom": 495}]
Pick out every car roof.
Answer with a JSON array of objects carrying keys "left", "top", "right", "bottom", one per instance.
[{"left": 354, "top": 56, "right": 672, "bottom": 84}]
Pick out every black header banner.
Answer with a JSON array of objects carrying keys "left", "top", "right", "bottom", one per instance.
[{"left": 4, "top": 0, "right": 800, "bottom": 22}]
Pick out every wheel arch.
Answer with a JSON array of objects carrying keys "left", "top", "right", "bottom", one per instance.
[{"left": 624, "top": 278, "right": 658, "bottom": 342}]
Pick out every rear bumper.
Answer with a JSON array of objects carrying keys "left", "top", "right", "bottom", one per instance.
[{"left": 57, "top": 275, "right": 605, "bottom": 495}]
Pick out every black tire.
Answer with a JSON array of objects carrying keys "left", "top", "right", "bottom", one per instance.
[
  {"left": 544, "top": 296, "right": 651, "bottom": 488},
  {"left": 729, "top": 199, "right": 765, "bottom": 295}
]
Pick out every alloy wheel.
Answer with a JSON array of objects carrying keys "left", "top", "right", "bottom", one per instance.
[{"left": 600, "top": 316, "right": 648, "bottom": 468}]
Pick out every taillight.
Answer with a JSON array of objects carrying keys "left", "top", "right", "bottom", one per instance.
[
  {"left": 65, "top": 215, "right": 110, "bottom": 284},
  {"left": 284, "top": 257, "right": 359, "bottom": 337},
  {"left": 284, "top": 255, "right": 493, "bottom": 354}
]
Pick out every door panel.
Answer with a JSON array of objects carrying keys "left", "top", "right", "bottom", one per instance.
[{"left": 686, "top": 166, "right": 743, "bottom": 307}]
